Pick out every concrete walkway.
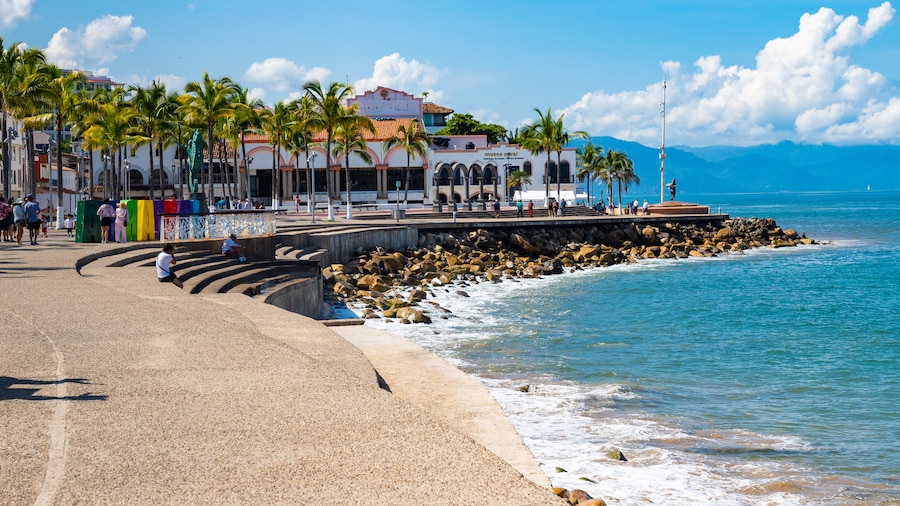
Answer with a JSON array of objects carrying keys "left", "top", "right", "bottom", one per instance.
[{"left": 0, "top": 231, "right": 561, "bottom": 505}]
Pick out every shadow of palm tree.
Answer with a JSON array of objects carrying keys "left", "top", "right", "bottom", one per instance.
[{"left": 0, "top": 376, "right": 108, "bottom": 401}]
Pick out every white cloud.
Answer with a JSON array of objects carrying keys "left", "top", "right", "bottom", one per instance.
[
  {"left": 44, "top": 15, "right": 146, "bottom": 70},
  {"left": 0, "top": 0, "right": 34, "bottom": 29},
  {"left": 354, "top": 53, "right": 445, "bottom": 98},
  {"left": 243, "top": 58, "right": 331, "bottom": 101},
  {"left": 561, "top": 2, "right": 899, "bottom": 146}
]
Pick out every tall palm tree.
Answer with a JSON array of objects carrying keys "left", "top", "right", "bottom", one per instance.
[
  {"left": 258, "top": 101, "right": 297, "bottom": 208},
  {"left": 6, "top": 51, "right": 49, "bottom": 198},
  {"left": 382, "top": 118, "right": 431, "bottom": 206},
  {"left": 1, "top": 38, "right": 46, "bottom": 197},
  {"left": 129, "top": 80, "right": 169, "bottom": 200},
  {"left": 604, "top": 150, "right": 638, "bottom": 209},
  {"left": 302, "top": 80, "right": 359, "bottom": 221},
  {"left": 521, "top": 107, "right": 559, "bottom": 206},
  {"left": 287, "top": 96, "right": 317, "bottom": 211},
  {"left": 41, "top": 65, "right": 85, "bottom": 214},
  {"left": 576, "top": 141, "right": 603, "bottom": 207},
  {"left": 598, "top": 150, "right": 617, "bottom": 208},
  {"left": 83, "top": 102, "right": 140, "bottom": 199},
  {"left": 180, "top": 72, "right": 239, "bottom": 203},
  {"left": 231, "top": 86, "right": 264, "bottom": 199},
  {"left": 333, "top": 114, "right": 375, "bottom": 219},
  {"left": 551, "top": 115, "right": 588, "bottom": 203}
]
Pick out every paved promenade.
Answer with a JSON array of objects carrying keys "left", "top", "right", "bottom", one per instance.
[{"left": 0, "top": 229, "right": 560, "bottom": 505}]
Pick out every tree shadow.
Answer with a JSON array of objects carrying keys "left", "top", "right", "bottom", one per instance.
[{"left": 0, "top": 376, "right": 108, "bottom": 401}]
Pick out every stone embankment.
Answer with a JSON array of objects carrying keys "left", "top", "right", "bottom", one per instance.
[{"left": 324, "top": 217, "right": 815, "bottom": 323}]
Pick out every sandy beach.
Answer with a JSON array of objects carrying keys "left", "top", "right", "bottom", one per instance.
[{"left": 0, "top": 233, "right": 562, "bottom": 505}]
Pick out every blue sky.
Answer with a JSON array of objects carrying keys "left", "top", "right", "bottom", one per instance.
[{"left": 2, "top": 0, "right": 898, "bottom": 147}]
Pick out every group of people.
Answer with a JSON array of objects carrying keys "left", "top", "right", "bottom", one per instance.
[
  {"left": 548, "top": 199, "right": 567, "bottom": 217},
  {"left": 156, "top": 233, "right": 247, "bottom": 290},
  {"left": 0, "top": 195, "right": 47, "bottom": 245},
  {"left": 593, "top": 199, "right": 651, "bottom": 216},
  {"left": 96, "top": 199, "right": 129, "bottom": 244}
]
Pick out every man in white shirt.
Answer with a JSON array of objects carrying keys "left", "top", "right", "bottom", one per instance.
[
  {"left": 156, "top": 243, "right": 183, "bottom": 288},
  {"left": 222, "top": 233, "right": 247, "bottom": 263}
]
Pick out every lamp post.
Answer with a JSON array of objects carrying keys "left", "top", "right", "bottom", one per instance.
[
  {"left": 123, "top": 160, "right": 131, "bottom": 199},
  {"left": 306, "top": 153, "right": 316, "bottom": 224},
  {"left": 245, "top": 156, "right": 253, "bottom": 204},
  {"left": 48, "top": 139, "right": 55, "bottom": 221},
  {"left": 102, "top": 154, "right": 110, "bottom": 200},
  {"left": 659, "top": 79, "right": 667, "bottom": 204},
  {"left": 171, "top": 164, "right": 177, "bottom": 199}
]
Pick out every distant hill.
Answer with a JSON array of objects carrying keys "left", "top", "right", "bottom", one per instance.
[{"left": 571, "top": 137, "right": 900, "bottom": 195}]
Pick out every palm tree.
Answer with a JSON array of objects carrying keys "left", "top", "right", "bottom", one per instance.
[
  {"left": 521, "top": 107, "right": 559, "bottom": 206},
  {"left": 180, "top": 72, "right": 239, "bottom": 203},
  {"left": 5, "top": 49, "right": 49, "bottom": 198},
  {"left": 83, "top": 102, "right": 140, "bottom": 199},
  {"left": 552, "top": 115, "right": 588, "bottom": 203},
  {"left": 576, "top": 141, "right": 603, "bottom": 207},
  {"left": 598, "top": 150, "right": 617, "bottom": 209},
  {"left": 506, "top": 169, "right": 532, "bottom": 201},
  {"left": 604, "top": 150, "right": 638, "bottom": 209},
  {"left": 333, "top": 114, "right": 375, "bottom": 219},
  {"left": 129, "top": 80, "right": 169, "bottom": 200},
  {"left": 382, "top": 118, "right": 431, "bottom": 206},
  {"left": 37, "top": 64, "right": 85, "bottom": 215},
  {"left": 302, "top": 80, "right": 359, "bottom": 221},
  {"left": 231, "top": 86, "right": 264, "bottom": 199},
  {"left": 258, "top": 101, "right": 297, "bottom": 208},
  {"left": 1, "top": 37, "right": 46, "bottom": 197}
]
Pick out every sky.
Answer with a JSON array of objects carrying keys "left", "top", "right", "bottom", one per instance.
[{"left": 1, "top": 0, "right": 899, "bottom": 147}]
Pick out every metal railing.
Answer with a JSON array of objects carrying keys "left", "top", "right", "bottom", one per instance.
[{"left": 160, "top": 210, "right": 277, "bottom": 242}]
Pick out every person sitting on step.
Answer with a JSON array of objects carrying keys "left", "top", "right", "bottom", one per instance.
[{"left": 222, "top": 233, "right": 247, "bottom": 263}]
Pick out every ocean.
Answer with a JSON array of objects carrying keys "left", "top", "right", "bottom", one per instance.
[{"left": 353, "top": 190, "right": 900, "bottom": 505}]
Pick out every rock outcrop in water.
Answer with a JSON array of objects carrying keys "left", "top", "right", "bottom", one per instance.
[{"left": 324, "top": 218, "right": 814, "bottom": 324}]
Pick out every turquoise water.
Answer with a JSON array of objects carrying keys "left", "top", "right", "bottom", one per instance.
[{"left": 361, "top": 191, "right": 900, "bottom": 504}]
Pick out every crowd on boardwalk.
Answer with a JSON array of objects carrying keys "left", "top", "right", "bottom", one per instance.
[{"left": 0, "top": 194, "right": 52, "bottom": 245}]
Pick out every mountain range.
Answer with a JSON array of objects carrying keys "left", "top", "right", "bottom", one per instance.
[{"left": 576, "top": 136, "right": 900, "bottom": 195}]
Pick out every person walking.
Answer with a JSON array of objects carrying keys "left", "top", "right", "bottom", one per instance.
[
  {"left": 156, "top": 243, "right": 183, "bottom": 289},
  {"left": 23, "top": 196, "right": 41, "bottom": 245},
  {"left": 12, "top": 199, "right": 26, "bottom": 245},
  {"left": 0, "top": 197, "right": 11, "bottom": 242},
  {"left": 97, "top": 199, "right": 115, "bottom": 244},
  {"left": 516, "top": 200, "right": 524, "bottom": 218},
  {"left": 527, "top": 200, "right": 534, "bottom": 218},
  {"left": 114, "top": 202, "right": 129, "bottom": 243}
]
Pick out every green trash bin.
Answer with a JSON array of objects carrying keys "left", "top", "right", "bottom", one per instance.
[{"left": 76, "top": 200, "right": 101, "bottom": 243}]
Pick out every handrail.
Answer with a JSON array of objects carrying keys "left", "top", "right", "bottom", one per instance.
[{"left": 160, "top": 211, "right": 276, "bottom": 242}]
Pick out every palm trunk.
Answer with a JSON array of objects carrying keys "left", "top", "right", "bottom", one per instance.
[
  {"left": 148, "top": 140, "right": 155, "bottom": 200},
  {"left": 555, "top": 152, "right": 561, "bottom": 206},
  {"left": 345, "top": 156, "right": 353, "bottom": 219},
  {"left": 56, "top": 119, "right": 64, "bottom": 212},
  {"left": 206, "top": 123, "right": 214, "bottom": 203},
  {"left": 544, "top": 153, "right": 551, "bottom": 204},
  {"left": 27, "top": 129, "right": 37, "bottom": 197},
  {"left": 403, "top": 154, "right": 410, "bottom": 205},
  {"left": 219, "top": 138, "right": 227, "bottom": 203}
]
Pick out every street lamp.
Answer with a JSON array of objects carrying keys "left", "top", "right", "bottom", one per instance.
[
  {"left": 102, "top": 154, "right": 110, "bottom": 200},
  {"left": 306, "top": 153, "right": 316, "bottom": 224},
  {"left": 48, "top": 139, "right": 55, "bottom": 220},
  {"left": 123, "top": 159, "right": 131, "bottom": 199}
]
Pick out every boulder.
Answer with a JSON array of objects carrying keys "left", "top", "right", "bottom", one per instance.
[{"left": 508, "top": 233, "right": 540, "bottom": 253}]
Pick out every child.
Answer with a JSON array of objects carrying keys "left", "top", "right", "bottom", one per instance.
[
  {"left": 64, "top": 214, "right": 74, "bottom": 237},
  {"left": 41, "top": 214, "right": 48, "bottom": 238}
]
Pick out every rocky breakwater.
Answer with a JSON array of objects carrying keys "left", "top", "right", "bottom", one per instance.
[{"left": 324, "top": 218, "right": 815, "bottom": 324}]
